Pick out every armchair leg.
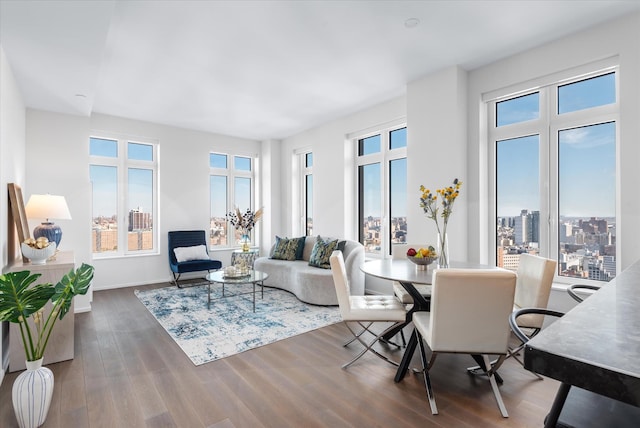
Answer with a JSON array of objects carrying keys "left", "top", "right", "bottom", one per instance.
[{"left": 172, "top": 273, "right": 182, "bottom": 287}]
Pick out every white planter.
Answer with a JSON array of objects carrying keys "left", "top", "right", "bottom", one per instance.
[{"left": 12, "top": 358, "right": 54, "bottom": 428}]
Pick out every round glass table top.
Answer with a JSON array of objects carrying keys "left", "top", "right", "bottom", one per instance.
[{"left": 207, "top": 270, "right": 268, "bottom": 283}]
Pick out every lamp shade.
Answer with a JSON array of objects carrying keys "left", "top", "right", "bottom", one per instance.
[
  {"left": 25, "top": 194, "right": 72, "bottom": 221},
  {"left": 25, "top": 194, "right": 72, "bottom": 248}
]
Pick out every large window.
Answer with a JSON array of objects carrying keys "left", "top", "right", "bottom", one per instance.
[
  {"left": 210, "top": 152, "right": 256, "bottom": 247},
  {"left": 301, "top": 152, "right": 313, "bottom": 236},
  {"left": 491, "top": 69, "right": 618, "bottom": 281},
  {"left": 90, "top": 136, "right": 158, "bottom": 256},
  {"left": 356, "top": 125, "right": 407, "bottom": 257}
]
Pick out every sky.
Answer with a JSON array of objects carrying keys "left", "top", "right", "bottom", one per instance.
[
  {"left": 496, "top": 72, "right": 616, "bottom": 219},
  {"left": 361, "top": 128, "right": 407, "bottom": 218},
  {"left": 209, "top": 155, "right": 252, "bottom": 218},
  {"left": 90, "top": 139, "right": 154, "bottom": 217}
]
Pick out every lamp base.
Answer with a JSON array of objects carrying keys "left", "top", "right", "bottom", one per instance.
[{"left": 33, "top": 222, "right": 63, "bottom": 248}]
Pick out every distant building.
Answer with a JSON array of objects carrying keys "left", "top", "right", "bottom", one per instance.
[{"left": 129, "top": 208, "right": 152, "bottom": 231}]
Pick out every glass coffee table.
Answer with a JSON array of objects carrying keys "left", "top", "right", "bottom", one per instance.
[{"left": 206, "top": 270, "right": 269, "bottom": 312}]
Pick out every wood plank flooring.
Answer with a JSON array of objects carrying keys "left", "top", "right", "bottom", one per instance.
[{"left": 0, "top": 283, "right": 559, "bottom": 427}]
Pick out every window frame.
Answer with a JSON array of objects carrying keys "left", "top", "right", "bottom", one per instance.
[
  {"left": 209, "top": 151, "right": 258, "bottom": 249},
  {"left": 89, "top": 134, "right": 159, "bottom": 258},
  {"left": 296, "top": 150, "right": 313, "bottom": 236},
  {"left": 487, "top": 66, "right": 619, "bottom": 284},
  {"left": 354, "top": 122, "right": 407, "bottom": 259}
]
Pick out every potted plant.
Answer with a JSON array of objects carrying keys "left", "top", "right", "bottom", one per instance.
[{"left": 0, "top": 263, "right": 94, "bottom": 428}]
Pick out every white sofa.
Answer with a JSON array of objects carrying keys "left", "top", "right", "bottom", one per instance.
[{"left": 253, "top": 236, "right": 365, "bottom": 305}]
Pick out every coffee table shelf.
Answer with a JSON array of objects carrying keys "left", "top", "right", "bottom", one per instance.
[{"left": 206, "top": 270, "right": 269, "bottom": 312}]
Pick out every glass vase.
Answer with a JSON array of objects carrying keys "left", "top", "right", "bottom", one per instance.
[
  {"left": 437, "top": 232, "right": 449, "bottom": 268},
  {"left": 241, "top": 234, "right": 250, "bottom": 252}
]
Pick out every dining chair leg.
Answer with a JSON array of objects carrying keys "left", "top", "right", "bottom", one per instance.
[
  {"left": 483, "top": 354, "right": 509, "bottom": 418},
  {"left": 417, "top": 331, "right": 438, "bottom": 415},
  {"left": 507, "top": 344, "right": 543, "bottom": 380},
  {"left": 347, "top": 321, "right": 403, "bottom": 349},
  {"left": 468, "top": 326, "right": 544, "bottom": 378},
  {"left": 343, "top": 321, "right": 373, "bottom": 346},
  {"left": 341, "top": 322, "right": 403, "bottom": 369}
]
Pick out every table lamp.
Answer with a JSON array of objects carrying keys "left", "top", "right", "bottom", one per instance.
[{"left": 25, "top": 194, "right": 72, "bottom": 248}]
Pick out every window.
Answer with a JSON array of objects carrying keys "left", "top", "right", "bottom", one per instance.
[
  {"left": 90, "top": 136, "right": 158, "bottom": 256},
  {"left": 210, "top": 152, "right": 256, "bottom": 247},
  {"left": 302, "top": 152, "right": 313, "bottom": 236},
  {"left": 491, "top": 70, "right": 618, "bottom": 281},
  {"left": 356, "top": 125, "right": 407, "bottom": 257}
]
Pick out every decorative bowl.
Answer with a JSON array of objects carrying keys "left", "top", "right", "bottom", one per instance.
[
  {"left": 21, "top": 242, "right": 56, "bottom": 265},
  {"left": 407, "top": 255, "right": 437, "bottom": 270}
]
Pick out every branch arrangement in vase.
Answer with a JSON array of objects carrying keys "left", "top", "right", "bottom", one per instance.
[{"left": 227, "top": 207, "right": 264, "bottom": 237}]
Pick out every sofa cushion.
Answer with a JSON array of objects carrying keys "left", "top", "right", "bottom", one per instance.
[
  {"left": 271, "top": 236, "right": 305, "bottom": 260},
  {"left": 173, "top": 245, "right": 209, "bottom": 262},
  {"left": 308, "top": 236, "right": 339, "bottom": 269}
]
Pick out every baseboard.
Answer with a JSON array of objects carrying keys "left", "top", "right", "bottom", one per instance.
[{"left": 93, "top": 277, "right": 172, "bottom": 291}]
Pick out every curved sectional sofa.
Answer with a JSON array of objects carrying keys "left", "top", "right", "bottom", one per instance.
[{"left": 253, "top": 236, "right": 365, "bottom": 305}]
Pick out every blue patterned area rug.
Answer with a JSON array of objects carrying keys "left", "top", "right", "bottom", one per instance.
[{"left": 135, "top": 283, "right": 341, "bottom": 366}]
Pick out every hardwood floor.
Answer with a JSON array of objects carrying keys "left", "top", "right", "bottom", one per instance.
[{"left": 0, "top": 283, "right": 559, "bottom": 427}]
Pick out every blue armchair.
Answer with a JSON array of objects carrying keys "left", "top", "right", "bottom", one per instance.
[{"left": 168, "top": 230, "right": 222, "bottom": 287}]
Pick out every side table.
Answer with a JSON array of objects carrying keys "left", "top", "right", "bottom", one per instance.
[
  {"left": 4, "top": 251, "right": 76, "bottom": 372},
  {"left": 231, "top": 249, "right": 259, "bottom": 268}
]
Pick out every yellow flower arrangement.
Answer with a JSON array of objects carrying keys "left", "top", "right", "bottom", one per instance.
[{"left": 419, "top": 178, "right": 462, "bottom": 266}]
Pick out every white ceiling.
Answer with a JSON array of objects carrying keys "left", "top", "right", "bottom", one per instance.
[{"left": 2, "top": 1, "right": 639, "bottom": 141}]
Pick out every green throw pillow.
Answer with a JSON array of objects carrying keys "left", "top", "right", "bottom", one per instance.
[
  {"left": 271, "top": 236, "right": 305, "bottom": 261},
  {"left": 308, "top": 235, "right": 339, "bottom": 269}
]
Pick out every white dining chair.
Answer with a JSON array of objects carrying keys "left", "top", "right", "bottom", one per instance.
[
  {"left": 413, "top": 268, "right": 517, "bottom": 417},
  {"left": 509, "top": 253, "right": 557, "bottom": 376},
  {"left": 567, "top": 283, "right": 601, "bottom": 302},
  {"left": 468, "top": 253, "right": 557, "bottom": 379},
  {"left": 330, "top": 251, "right": 408, "bottom": 369}
]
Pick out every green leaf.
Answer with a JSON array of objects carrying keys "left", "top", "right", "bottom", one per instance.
[
  {"left": 51, "top": 263, "right": 94, "bottom": 320},
  {"left": 0, "top": 271, "right": 54, "bottom": 323}
]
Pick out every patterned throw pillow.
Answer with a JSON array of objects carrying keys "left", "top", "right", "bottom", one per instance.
[
  {"left": 271, "top": 236, "right": 305, "bottom": 261},
  {"left": 308, "top": 235, "right": 339, "bottom": 269}
]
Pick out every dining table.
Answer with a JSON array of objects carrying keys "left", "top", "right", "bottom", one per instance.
[{"left": 361, "top": 258, "right": 496, "bottom": 382}]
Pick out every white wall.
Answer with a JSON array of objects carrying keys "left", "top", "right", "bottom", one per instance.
[
  {"left": 25, "top": 111, "right": 260, "bottom": 292},
  {"left": 0, "top": 44, "right": 27, "bottom": 380},
  {"left": 281, "top": 96, "right": 407, "bottom": 240},
  {"left": 259, "top": 139, "right": 282, "bottom": 256},
  {"left": 25, "top": 110, "right": 93, "bottom": 310},
  {"left": 407, "top": 66, "right": 468, "bottom": 258}
]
